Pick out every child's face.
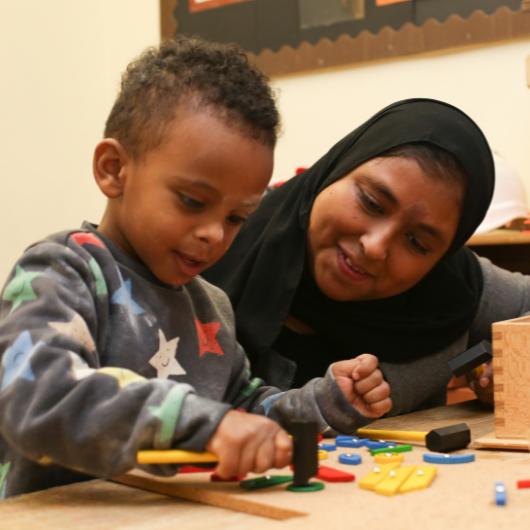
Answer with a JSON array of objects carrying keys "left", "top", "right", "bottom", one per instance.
[
  {"left": 308, "top": 156, "right": 463, "bottom": 301},
  {"left": 101, "top": 110, "right": 273, "bottom": 286}
]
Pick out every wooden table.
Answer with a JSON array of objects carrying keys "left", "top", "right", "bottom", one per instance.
[{"left": 2, "top": 401, "right": 530, "bottom": 530}]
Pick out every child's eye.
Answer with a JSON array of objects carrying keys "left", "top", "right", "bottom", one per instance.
[
  {"left": 358, "top": 188, "right": 384, "bottom": 215},
  {"left": 178, "top": 192, "right": 204, "bottom": 210},
  {"left": 407, "top": 233, "right": 430, "bottom": 255},
  {"left": 227, "top": 214, "right": 247, "bottom": 226}
]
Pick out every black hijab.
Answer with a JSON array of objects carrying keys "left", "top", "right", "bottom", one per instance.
[{"left": 203, "top": 98, "right": 495, "bottom": 385}]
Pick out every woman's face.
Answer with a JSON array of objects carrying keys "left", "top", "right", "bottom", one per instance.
[{"left": 307, "top": 156, "right": 464, "bottom": 301}]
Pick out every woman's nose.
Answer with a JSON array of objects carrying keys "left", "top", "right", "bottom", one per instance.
[{"left": 360, "top": 226, "right": 391, "bottom": 261}]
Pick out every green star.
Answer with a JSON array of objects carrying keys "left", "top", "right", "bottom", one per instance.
[
  {"left": 88, "top": 258, "right": 108, "bottom": 296},
  {"left": 2, "top": 266, "right": 43, "bottom": 313},
  {"left": 0, "top": 461, "right": 11, "bottom": 498},
  {"left": 148, "top": 386, "right": 187, "bottom": 446}
]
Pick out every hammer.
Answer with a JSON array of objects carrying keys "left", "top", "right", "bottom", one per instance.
[
  {"left": 356, "top": 423, "right": 471, "bottom": 452},
  {"left": 137, "top": 420, "right": 319, "bottom": 484},
  {"left": 448, "top": 340, "right": 492, "bottom": 377}
]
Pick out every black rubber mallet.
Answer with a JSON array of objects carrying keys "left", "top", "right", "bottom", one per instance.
[
  {"left": 357, "top": 422, "right": 471, "bottom": 452},
  {"left": 448, "top": 340, "right": 492, "bottom": 377}
]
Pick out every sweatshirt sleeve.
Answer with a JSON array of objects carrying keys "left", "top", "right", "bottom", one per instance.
[
  {"left": 0, "top": 239, "right": 230, "bottom": 479},
  {"left": 468, "top": 255, "right": 530, "bottom": 344},
  {"left": 224, "top": 342, "right": 371, "bottom": 434}
]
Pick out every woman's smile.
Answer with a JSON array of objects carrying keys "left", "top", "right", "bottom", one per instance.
[{"left": 336, "top": 246, "right": 373, "bottom": 282}]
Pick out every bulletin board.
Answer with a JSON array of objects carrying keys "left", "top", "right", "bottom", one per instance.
[{"left": 160, "top": 0, "right": 530, "bottom": 76}]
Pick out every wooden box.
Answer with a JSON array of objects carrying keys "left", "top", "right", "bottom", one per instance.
[{"left": 493, "top": 315, "right": 530, "bottom": 439}]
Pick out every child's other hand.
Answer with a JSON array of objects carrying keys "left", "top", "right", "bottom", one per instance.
[
  {"left": 206, "top": 410, "right": 292, "bottom": 479},
  {"left": 467, "top": 361, "right": 494, "bottom": 407},
  {"left": 332, "top": 353, "right": 392, "bottom": 418}
]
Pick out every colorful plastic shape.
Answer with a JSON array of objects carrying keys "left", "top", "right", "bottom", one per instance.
[
  {"left": 240, "top": 475, "right": 293, "bottom": 490},
  {"left": 319, "top": 442, "right": 336, "bottom": 451},
  {"left": 336, "top": 437, "right": 368, "bottom": 448},
  {"left": 179, "top": 465, "right": 214, "bottom": 473},
  {"left": 338, "top": 453, "right": 362, "bottom": 465},
  {"left": 495, "top": 481, "right": 507, "bottom": 506},
  {"left": 423, "top": 452, "right": 475, "bottom": 464},
  {"left": 374, "top": 466, "right": 415, "bottom": 496},
  {"left": 399, "top": 466, "right": 437, "bottom": 493},
  {"left": 358, "top": 463, "right": 401, "bottom": 491},
  {"left": 370, "top": 444, "right": 412, "bottom": 455},
  {"left": 287, "top": 481, "right": 325, "bottom": 492},
  {"left": 365, "top": 440, "right": 393, "bottom": 450},
  {"left": 317, "top": 465, "right": 355, "bottom": 482},
  {"left": 517, "top": 479, "right": 530, "bottom": 489},
  {"left": 373, "top": 452, "right": 405, "bottom": 465}
]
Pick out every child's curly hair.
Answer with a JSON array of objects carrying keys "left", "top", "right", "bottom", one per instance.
[{"left": 104, "top": 35, "right": 279, "bottom": 158}]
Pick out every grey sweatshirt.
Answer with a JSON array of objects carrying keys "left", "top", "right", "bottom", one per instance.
[{"left": 0, "top": 224, "right": 366, "bottom": 498}]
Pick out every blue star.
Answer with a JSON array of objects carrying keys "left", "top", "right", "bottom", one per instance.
[
  {"left": 111, "top": 279, "right": 144, "bottom": 315},
  {"left": 1, "top": 330, "right": 40, "bottom": 390}
]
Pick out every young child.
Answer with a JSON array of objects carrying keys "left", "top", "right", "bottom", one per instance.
[{"left": 0, "top": 36, "right": 391, "bottom": 498}]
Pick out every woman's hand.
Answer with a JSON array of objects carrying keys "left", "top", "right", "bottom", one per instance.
[{"left": 467, "top": 361, "right": 494, "bottom": 407}]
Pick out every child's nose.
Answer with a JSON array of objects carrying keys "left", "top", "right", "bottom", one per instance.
[{"left": 195, "top": 221, "right": 225, "bottom": 245}]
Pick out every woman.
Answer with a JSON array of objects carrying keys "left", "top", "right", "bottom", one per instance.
[{"left": 204, "top": 98, "right": 528, "bottom": 415}]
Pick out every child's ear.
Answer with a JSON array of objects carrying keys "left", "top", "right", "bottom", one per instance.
[{"left": 93, "top": 139, "right": 129, "bottom": 198}]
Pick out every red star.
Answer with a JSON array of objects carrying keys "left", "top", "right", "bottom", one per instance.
[
  {"left": 195, "top": 319, "right": 224, "bottom": 357},
  {"left": 70, "top": 232, "right": 105, "bottom": 248}
]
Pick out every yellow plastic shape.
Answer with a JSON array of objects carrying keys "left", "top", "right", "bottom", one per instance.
[
  {"left": 358, "top": 463, "right": 401, "bottom": 491},
  {"left": 374, "top": 466, "right": 415, "bottom": 496},
  {"left": 373, "top": 452, "right": 405, "bottom": 465},
  {"left": 399, "top": 465, "right": 437, "bottom": 493},
  {"left": 318, "top": 449, "right": 328, "bottom": 461}
]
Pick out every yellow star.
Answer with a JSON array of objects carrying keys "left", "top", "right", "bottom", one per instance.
[{"left": 49, "top": 313, "right": 96, "bottom": 351}]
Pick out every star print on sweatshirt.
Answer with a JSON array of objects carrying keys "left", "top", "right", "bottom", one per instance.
[{"left": 0, "top": 222, "right": 369, "bottom": 498}]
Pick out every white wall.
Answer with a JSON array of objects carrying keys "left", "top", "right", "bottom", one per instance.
[
  {"left": 0, "top": 2, "right": 528, "bottom": 284},
  {"left": 0, "top": 1, "right": 159, "bottom": 283},
  {"left": 271, "top": 39, "right": 530, "bottom": 196}
]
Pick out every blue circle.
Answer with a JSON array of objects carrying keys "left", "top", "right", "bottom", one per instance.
[{"left": 339, "top": 453, "right": 362, "bottom": 465}]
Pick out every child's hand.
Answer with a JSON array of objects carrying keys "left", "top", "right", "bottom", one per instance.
[
  {"left": 467, "top": 361, "right": 494, "bottom": 407},
  {"left": 206, "top": 409, "right": 292, "bottom": 479},
  {"left": 332, "top": 353, "right": 391, "bottom": 418}
]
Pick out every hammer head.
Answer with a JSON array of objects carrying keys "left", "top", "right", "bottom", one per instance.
[
  {"left": 288, "top": 420, "right": 319, "bottom": 486},
  {"left": 425, "top": 423, "right": 471, "bottom": 452}
]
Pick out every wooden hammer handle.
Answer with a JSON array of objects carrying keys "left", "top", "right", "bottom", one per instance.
[{"left": 356, "top": 427, "right": 427, "bottom": 443}]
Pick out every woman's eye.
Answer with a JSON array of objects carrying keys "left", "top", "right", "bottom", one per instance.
[
  {"left": 407, "top": 234, "right": 430, "bottom": 255},
  {"left": 178, "top": 193, "right": 204, "bottom": 210},
  {"left": 359, "top": 188, "right": 384, "bottom": 215}
]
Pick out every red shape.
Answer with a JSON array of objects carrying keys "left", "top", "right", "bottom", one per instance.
[
  {"left": 179, "top": 465, "right": 215, "bottom": 473},
  {"left": 70, "top": 232, "right": 105, "bottom": 248},
  {"left": 195, "top": 319, "right": 224, "bottom": 357},
  {"left": 517, "top": 479, "right": 530, "bottom": 489},
  {"left": 316, "top": 465, "right": 355, "bottom": 483}
]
